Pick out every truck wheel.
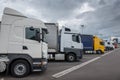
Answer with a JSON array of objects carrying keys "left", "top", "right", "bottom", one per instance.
[
  {"left": 97, "top": 50, "right": 102, "bottom": 54},
  {"left": 66, "top": 53, "right": 76, "bottom": 62},
  {"left": 11, "top": 60, "right": 30, "bottom": 77}
]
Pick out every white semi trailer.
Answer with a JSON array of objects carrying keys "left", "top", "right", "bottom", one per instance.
[
  {"left": 0, "top": 8, "right": 48, "bottom": 77},
  {"left": 45, "top": 23, "right": 83, "bottom": 62}
]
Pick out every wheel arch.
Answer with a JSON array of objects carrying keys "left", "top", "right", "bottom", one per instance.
[
  {"left": 9, "top": 58, "right": 32, "bottom": 73},
  {"left": 7, "top": 54, "right": 33, "bottom": 74},
  {"left": 65, "top": 52, "right": 77, "bottom": 59},
  {"left": 64, "top": 48, "right": 83, "bottom": 60}
]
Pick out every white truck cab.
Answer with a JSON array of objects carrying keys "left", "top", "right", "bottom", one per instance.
[
  {"left": 60, "top": 27, "right": 83, "bottom": 61},
  {"left": 45, "top": 23, "right": 83, "bottom": 62},
  {"left": 0, "top": 7, "right": 48, "bottom": 77},
  {"left": 60, "top": 27, "right": 83, "bottom": 52}
]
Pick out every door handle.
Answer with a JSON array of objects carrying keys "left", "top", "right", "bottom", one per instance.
[
  {"left": 71, "top": 46, "right": 74, "bottom": 48},
  {"left": 23, "top": 46, "right": 28, "bottom": 50}
]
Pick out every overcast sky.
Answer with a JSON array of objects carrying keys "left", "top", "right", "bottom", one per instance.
[{"left": 0, "top": 0, "right": 120, "bottom": 39}]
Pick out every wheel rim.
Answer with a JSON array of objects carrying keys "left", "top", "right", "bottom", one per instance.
[
  {"left": 69, "top": 55, "right": 74, "bottom": 61},
  {"left": 98, "top": 50, "right": 101, "bottom": 54},
  {"left": 14, "top": 63, "right": 26, "bottom": 76}
]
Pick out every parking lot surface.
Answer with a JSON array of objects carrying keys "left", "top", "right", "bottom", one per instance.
[{"left": 0, "top": 49, "right": 119, "bottom": 80}]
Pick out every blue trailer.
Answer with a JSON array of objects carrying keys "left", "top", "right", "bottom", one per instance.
[{"left": 81, "top": 35, "right": 94, "bottom": 52}]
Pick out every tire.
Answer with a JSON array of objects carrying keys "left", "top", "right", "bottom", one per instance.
[
  {"left": 11, "top": 60, "right": 30, "bottom": 77},
  {"left": 66, "top": 53, "right": 76, "bottom": 62},
  {"left": 97, "top": 50, "right": 102, "bottom": 54}
]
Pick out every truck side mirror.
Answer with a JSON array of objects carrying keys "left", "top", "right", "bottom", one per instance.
[
  {"left": 30, "top": 26, "right": 34, "bottom": 31},
  {"left": 76, "top": 35, "right": 80, "bottom": 43},
  {"left": 36, "top": 30, "right": 40, "bottom": 42}
]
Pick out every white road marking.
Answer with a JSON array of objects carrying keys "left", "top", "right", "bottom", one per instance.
[
  {"left": 52, "top": 49, "right": 118, "bottom": 78},
  {"left": 52, "top": 57, "right": 100, "bottom": 78},
  {"left": 101, "top": 48, "right": 119, "bottom": 57},
  {"left": 101, "top": 51, "right": 114, "bottom": 57},
  {"left": 0, "top": 78, "right": 4, "bottom": 80}
]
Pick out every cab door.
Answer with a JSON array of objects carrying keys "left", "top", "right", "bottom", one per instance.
[{"left": 23, "top": 26, "right": 42, "bottom": 58}]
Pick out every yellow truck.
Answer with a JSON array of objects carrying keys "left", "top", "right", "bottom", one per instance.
[
  {"left": 93, "top": 36, "right": 105, "bottom": 53},
  {"left": 81, "top": 35, "right": 105, "bottom": 54}
]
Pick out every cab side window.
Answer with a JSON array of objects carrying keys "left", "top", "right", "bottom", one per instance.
[
  {"left": 25, "top": 27, "right": 40, "bottom": 41},
  {"left": 72, "top": 35, "right": 80, "bottom": 43}
]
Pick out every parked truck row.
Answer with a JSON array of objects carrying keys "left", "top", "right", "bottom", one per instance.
[
  {"left": 0, "top": 7, "right": 116, "bottom": 78},
  {"left": 104, "top": 40, "right": 118, "bottom": 51},
  {"left": 0, "top": 7, "right": 84, "bottom": 77}
]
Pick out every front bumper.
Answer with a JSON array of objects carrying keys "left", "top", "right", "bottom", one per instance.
[{"left": 32, "top": 58, "right": 48, "bottom": 72}]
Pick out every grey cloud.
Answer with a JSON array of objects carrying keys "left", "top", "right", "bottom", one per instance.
[
  {"left": 0, "top": 0, "right": 120, "bottom": 39},
  {"left": 99, "top": 0, "right": 106, "bottom": 5},
  {"left": 28, "top": 0, "right": 85, "bottom": 21},
  {"left": 75, "top": 0, "right": 120, "bottom": 38}
]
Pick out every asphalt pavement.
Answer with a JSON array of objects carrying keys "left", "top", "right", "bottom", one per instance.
[{"left": 0, "top": 48, "right": 120, "bottom": 80}]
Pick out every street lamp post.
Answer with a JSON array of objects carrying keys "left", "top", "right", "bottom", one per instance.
[{"left": 81, "top": 25, "right": 84, "bottom": 34}]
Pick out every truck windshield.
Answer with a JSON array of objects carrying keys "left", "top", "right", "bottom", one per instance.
[
  {"left": 42, "top": 29, "right": 48, "bottom": 43},
  {"left": 100, "top": 42, "right": 104, "bottom": 45}
]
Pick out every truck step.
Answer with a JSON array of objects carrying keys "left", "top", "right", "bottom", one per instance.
[{"left": 33, "top": 69, "right": 42, "bottom": 72}]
